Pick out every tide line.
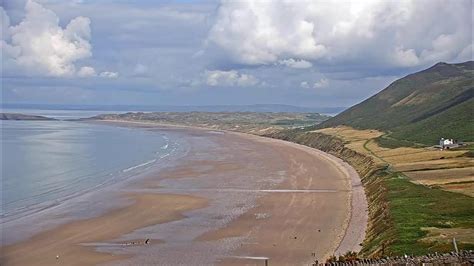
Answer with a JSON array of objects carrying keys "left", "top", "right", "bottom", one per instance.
[{"left": 128, "top": 188, "right": 341, "bottom": 193}]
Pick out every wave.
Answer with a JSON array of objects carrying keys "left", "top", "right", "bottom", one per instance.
[{"left": 122, "top": 159, "right": 157, "bottom": 173}]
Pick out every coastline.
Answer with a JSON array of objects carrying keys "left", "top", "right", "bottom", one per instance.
[
  {"left": 98, "top": 120, "right": 369, "bottom": 255},
  {"left": 207, "top": 131, "right": 368, "bottom": 264},
  {"left": 1, "top": 120, "right": 368, "bottom": 265}
]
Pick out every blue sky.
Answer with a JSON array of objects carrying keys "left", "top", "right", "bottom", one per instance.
[{"left": 1, "top": 0, "right": 472, "bottom": 108}]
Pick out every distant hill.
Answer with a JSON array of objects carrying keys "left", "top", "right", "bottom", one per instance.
[
  {"left": 1, "top": 113, "right": 56, "bottom": 121},
  {"left": 317, "top": 61, "right": 473, "bottom": 145},
  {"left": 2, "top": 103, "right": 344, "bottom": 114},
  {"left": 85, "top": 111, "right": 329, "bottom": 135}
]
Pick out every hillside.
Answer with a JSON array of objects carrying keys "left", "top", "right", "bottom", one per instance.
[{"left": 317, "top": 61, "right": 473, "bottom": 145}]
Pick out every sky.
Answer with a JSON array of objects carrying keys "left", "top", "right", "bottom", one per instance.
[{"left": 1, "top": 0, "right": 472, "bottom": 108}]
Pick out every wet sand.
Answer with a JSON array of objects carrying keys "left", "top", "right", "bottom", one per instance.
[
  {"left": 1, "top": 122, "right": 367, "bottom": 265},
  {"left": 1, "top": 194, "right": 207, "bottom": 266},
  {"left": 202, "top": 133, "right": 367, "bottom": 265}
]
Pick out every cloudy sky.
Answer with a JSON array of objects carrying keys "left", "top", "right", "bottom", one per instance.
[{"left": 1, "top": 0, "right": 472, "bottom": 108}]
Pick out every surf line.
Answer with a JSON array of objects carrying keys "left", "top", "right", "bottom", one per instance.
[{"left": 122, "top": 159, "right": 157, "bottom": 173}]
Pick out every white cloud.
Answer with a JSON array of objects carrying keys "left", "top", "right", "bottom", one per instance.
[
  {"left": 77, "top": 66, "right": 96, "bottom": 77},
  {"left": 1, "top": 1, "right": 116, "bottom": 78},
  {"left": 209, "top": 0, "right": 473, "bottom": 69},
  {"left": 301, "top": 78, "right": 329, "bottom": 89},
  {"left": 205, "top": 70, "right": 259, "bottom": 87},
  {"left": 99, "top": 71, "right": 119, "bottom": 78},
  {"left": 313, "top": 78, "right": 329, "bottom": 88},
  {"left": 2, "top": 1, "right": 91, "bottom": 77},
  {"left": 278, "top": 59, "right": 313, "bottom": 69},
  {"left": 300, "top": 81, "right": 310, "bottom": 89}
]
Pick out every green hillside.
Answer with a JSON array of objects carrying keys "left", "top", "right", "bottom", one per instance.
[{"left": 317, "top": 61, "right": 474, "bottom": 145}]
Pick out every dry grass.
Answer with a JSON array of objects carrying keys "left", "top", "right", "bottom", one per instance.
[
  {"left": 315, "top": 126, "right": 384, "bottom": 142},
  {"left": 345, "top": 140, "right": 370, "bottom": 153},
  {"left": 439, "top": 182, "right": 474, "bottom": 197},
  {"left": 381, "top": 149, "right": 465, "bottom": 164},
  {"left": 315, "top": 127, "right": 387, "bottom": 165},
  {"left": 404, "top": 168, "right": 473, "bottom": 185},
  {"left": 394, "top": 158, "right": 473, "bottom": 172},
  {"left": 315, "top": 126, "right": 474, "bottom": 196},
  {"left": 421, "top": 227, "right": 474, "bottom": 245}
]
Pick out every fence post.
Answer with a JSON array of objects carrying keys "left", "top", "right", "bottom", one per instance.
[{"left": 453, "top": 237, "right": 459, "bottom": 253}]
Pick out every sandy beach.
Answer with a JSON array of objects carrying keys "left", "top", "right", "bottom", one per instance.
[{"left": 1, "top": 122, "right": 367, "bottom": 265}]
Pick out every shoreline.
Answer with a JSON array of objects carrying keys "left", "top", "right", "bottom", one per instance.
[
  {"left": 206, "top": 130, "right": 368, "bottom": 263},
  {"left": 1, "top": 120, "right": 368, "bottom": 265},
  {"left": 98, "top": 120, "right": 368, "bottom": 255}
]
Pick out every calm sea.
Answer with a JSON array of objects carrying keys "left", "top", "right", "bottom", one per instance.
[{"left": 1, "top": 109, "right": 182, "bottom": 224}]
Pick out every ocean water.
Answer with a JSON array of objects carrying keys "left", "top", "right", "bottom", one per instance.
[
  {"left": 1, "top": 119, "right": 181, "bottom": 223},
  {"left": 1, "top": 108, "right": 123, "bottom": 120}
]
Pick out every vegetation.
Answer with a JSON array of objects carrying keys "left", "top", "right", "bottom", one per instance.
[
  {"left": 87, "top": 111, "right": 329, "bottom": 135},
  {"left": 385, "top": 172, "right": 474, "bottom": 254},
  {"left": 389, "top": 98, "right": 474, "bottom": 145},
  {"left": 375, "top": 135, "right": 421, "bottom": 149},
  {"left": 317, "top": 61, "right": 473, "bottom": 146}
]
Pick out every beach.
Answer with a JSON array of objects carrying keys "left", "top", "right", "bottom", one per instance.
[{"left": 1, "top": 122, "right": 367, "bottom": 265}]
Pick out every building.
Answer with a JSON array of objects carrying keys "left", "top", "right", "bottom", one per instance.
[{"left": 439, "top": 138, "right": 459, "bottom": 149}]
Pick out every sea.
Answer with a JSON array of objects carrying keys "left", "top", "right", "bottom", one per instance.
[{"left": 1, "top": 108, "right": 184, "bottom": 238}]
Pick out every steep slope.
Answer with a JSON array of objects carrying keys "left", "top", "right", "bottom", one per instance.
[{"left": 318, "top": 61, "right": 473, "bottom": 145}]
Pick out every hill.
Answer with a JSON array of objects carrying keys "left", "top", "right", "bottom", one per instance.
[
  {"left": 317, "top": 61, "right": 473, "bottom": 145},
  {"left": 2, "top": 103, "right": 344, "bottom": 114}
]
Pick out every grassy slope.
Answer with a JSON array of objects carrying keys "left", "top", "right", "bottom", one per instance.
[
  {"left": 389, "top": 98, "right": 474, "bottom": 144},
  {"left": 386, "top": 173, "right": 474, "bottom": 255},
  {"left": 317, "top": 61, "right": 473, "bottom": 146}
]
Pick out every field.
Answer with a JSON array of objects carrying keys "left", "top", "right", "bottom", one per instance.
[
  {"left": 385, "top": 173, "right": 474, "bottom": 254},
  {"left": 315, "top": 126, "right": 473, "bottom": 196},
  {"left": 313, "top": 126, "right": 474, "bottom": 254}
]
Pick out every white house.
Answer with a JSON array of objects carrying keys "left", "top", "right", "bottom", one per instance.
[
  {"left": 439, "top": 138, "right": 458, "bottom": 149},
  {"left": 440, "top": 138, "right": 454, "bottom": 146}
]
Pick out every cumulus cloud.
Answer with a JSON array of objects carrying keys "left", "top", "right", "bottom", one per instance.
[
  {"left": 1, "top": 1, "right": 92, "bottom": 77},
  {"left": 205, "top": 70, "right": 259, "bottom": 87},
  {"left": 1, "top": 1, "right": 115, "bottom": 78},
  {"left": 278, "top": 59, "right": 313, "bottom": 69},
  {"left": 301, "top": 78, "right": 329, "bottom": 89},
  {"left": 300, "top": 81, "right": 310, "bottom": 89},
  {"left": 99, "top": 71, "right": 119, "bottom": 78},
  {"left": 77, "top": 66, "right": 97, "bottom": 77},
  {"left": 208, "top": 0, "right": 473, "bottom": 70},
  {"left": 313, "top": 78, "right": 329, "bottom": 88}
]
